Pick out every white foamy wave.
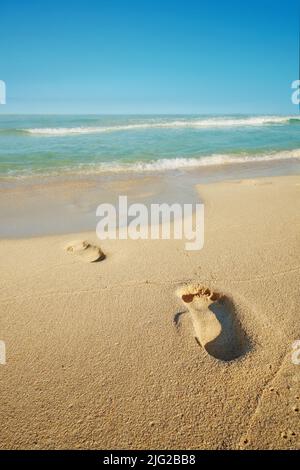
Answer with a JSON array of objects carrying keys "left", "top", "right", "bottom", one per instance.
[
  {"left": 22, "top": 116, "right": 299, "bottom": 136},
  {"left": 101, "top": 149, "right": 300, "bottom": 172},
  {"left": 69, "top": 148, "right": 300, "bottom": 174},
  {"left": 2, "top": 148, "right": 300, "bottom": 180}
]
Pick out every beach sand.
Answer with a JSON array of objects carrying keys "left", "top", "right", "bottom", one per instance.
[{"left": 0, "top": 174, "right": 300, "bottom": 449}]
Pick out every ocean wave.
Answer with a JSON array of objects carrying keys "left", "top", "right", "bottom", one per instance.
[
  {"left": 0, "top": 128, "right": 28, "bottom": 136},
  {"left": 93, "top": 148, "right": 300, "bottom": 172},
  {"left": 2, "top": 148, "right": 300, "bottom": 179},
  {"left": 20, "top": 116, "right": 300, "bottom": 136}
]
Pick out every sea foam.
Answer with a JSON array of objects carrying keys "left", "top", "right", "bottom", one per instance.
[{"left": 22, "top": 116, "right": 299, "bottom": 136}]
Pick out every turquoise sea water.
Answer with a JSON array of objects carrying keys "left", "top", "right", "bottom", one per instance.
[{"left": 1, "top": 114, "right": 300, "bottom": 178}]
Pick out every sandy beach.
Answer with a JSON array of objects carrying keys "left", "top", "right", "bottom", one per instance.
[{"left": 0, "top": 173, "right": 299, "bottom": 449}]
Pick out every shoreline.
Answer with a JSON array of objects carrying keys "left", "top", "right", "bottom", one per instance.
[
  {"left": 1, "top": 157, "right": 300, "bottom": 239},
  {"left": 1, "top": 152, "right": 300, "bottom": 186}
]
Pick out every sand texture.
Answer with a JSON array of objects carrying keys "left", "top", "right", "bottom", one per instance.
[{"left": 0, "top": 175, "right": 299, "bottom": 449}]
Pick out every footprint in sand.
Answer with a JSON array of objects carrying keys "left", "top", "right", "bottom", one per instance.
[
  {"left": 176, "top": 284, "right": 249, "bottom": 361},
  {"left": 65, "top": 240, "right": 105, "bottom": 263}
]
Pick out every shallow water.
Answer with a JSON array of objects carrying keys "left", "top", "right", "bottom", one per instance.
[
  {"left": 0, "top": 156, "right": 299, "bottom": 239},
  {"left": 1, "top": 114, "right": 300, "bottom": 179}
]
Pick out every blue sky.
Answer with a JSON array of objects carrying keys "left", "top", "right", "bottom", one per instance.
[{"left": 1, "top": 0, "right": 299, "bottom": 114}]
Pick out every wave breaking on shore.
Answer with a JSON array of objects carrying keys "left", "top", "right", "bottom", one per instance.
[{"left": 2, "top": 148, "right": 300, "bottom": 179}]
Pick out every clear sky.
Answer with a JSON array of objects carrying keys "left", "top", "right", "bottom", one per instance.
[{"left": 1, "top": 0, "right": 299, "bottom": 114}]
